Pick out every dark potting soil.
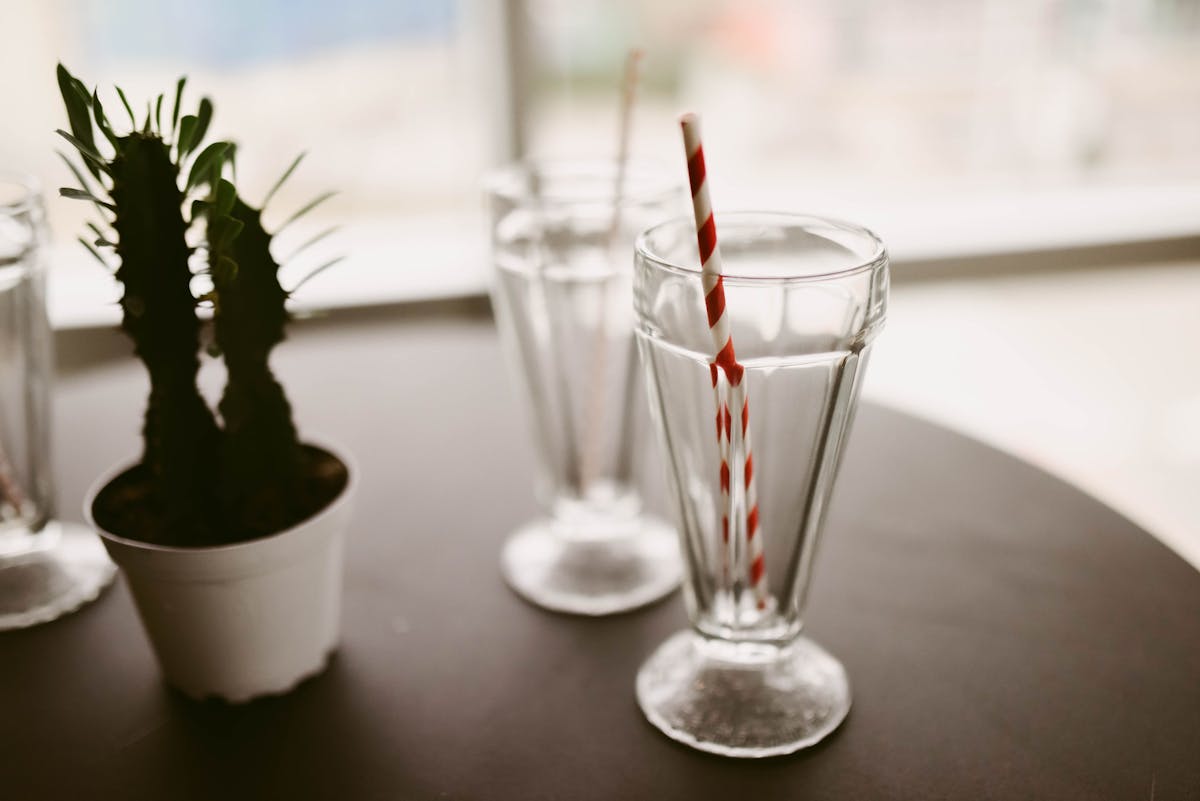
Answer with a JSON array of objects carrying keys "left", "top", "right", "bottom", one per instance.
[{"left": 91, "top": 444, "right": 349, "bottom": 548}]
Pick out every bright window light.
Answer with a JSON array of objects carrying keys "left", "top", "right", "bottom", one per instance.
[{"left": 0, "top": 0, "right": 1197, "bottom": 328}]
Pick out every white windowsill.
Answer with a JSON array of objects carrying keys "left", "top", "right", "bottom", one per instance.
[{"left": 46, "top": 183, "right": 1200, "bottom": 330}]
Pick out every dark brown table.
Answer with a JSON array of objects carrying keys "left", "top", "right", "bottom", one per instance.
[{"left": 4, "top": 301, "right": 1199, "bottom": 800}]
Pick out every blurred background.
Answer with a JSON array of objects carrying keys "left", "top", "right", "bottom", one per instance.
[{"left": 1, "top": 0, "right": 1199, "bottom": 563}]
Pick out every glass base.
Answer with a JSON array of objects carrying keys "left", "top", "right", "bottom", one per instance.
[
  {"left": 637, "top": 630, "right": 851, "bottom": 758},
  {"left": 501, "top": 515, "right": 681, "bottom": 615},
  {"left": 0, "top": 522, "right": 117, "bottom": 631}
]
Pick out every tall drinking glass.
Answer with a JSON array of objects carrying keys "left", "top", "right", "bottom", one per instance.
[
  {"left": 634, "top": 212, "right": 888, "bottom": 756},
  {"left": 487, "top": 160, "right": 684, "bottom": 615},
  {"left": 0, "top": 172, "right": 114, "bottom": 630}
]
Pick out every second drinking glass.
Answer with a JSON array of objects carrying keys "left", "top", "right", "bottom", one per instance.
[{"left": 487, "top": 160, "right": 683, "bottom": 615}]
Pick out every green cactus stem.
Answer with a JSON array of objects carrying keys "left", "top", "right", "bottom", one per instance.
[
  {"left": 56, "top": 64, "right": 223, "bottom": 542},
  {"left": 110, "top": 132, "right": 221, "bottom": 539},
  {"left": 207, "top": 188, "right": 306, "bottom": 537}
]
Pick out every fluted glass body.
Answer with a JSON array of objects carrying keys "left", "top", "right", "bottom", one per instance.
[
  {"left": 0, "top": 175, "right": 52, "bottom": 547},
  {"left": 486, "top": 161, "right": 685, "bottom": 615},
  {"left": 634, "top": 212, "right": 888, "bottom": 756},
  {"left": 0, "top": 173, "right": 114, "bottom": 630}
]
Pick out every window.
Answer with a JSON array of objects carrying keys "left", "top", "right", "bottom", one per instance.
[
  {"left": 2, "top": 0, "right": 502, "bottom": 326},
  {"left": 1, "top": 0, "right": 1198, "bottom": 327},
  {"left": 521, "top": 0, "right": 1200, "bottom": 262}
]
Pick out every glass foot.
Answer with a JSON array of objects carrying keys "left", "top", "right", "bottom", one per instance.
[
  {"left": 637, "top": 630, "right": 851, "bottom": 757},
  {"left": 0, "top": 522, "right": 117, "bottom": 631},
  {"left": 501, "top": 515, "right": 681, "bottom": 615}
]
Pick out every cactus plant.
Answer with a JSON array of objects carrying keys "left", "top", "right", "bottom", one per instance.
[{"left": 57, "top": 65, "right": 346, "bottom": 546}]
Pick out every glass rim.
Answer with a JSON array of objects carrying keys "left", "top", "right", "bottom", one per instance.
[
  {"left": 0, "top": 171, "right": 42, "bottom": 216},
  {"left": 483, "top": 157, "right": 681, "bottom": 209},
  {"left": 636, "top": 211, "right": 888, "bottom": 283}
]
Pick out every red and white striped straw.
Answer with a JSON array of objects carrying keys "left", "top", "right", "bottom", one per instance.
[
  {"left": 680, "top": 113, "right": 769, "bottom": 610},
  {"left": 608, "top": 48, "right": 643, "bottom": 242},
  {"left": 582, "top": 49, "right": 646, "bottom": 488}
]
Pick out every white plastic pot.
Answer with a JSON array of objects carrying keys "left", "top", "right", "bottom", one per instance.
[{"left": 84, "top": 445, "right": 355, "bottom": 703}]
